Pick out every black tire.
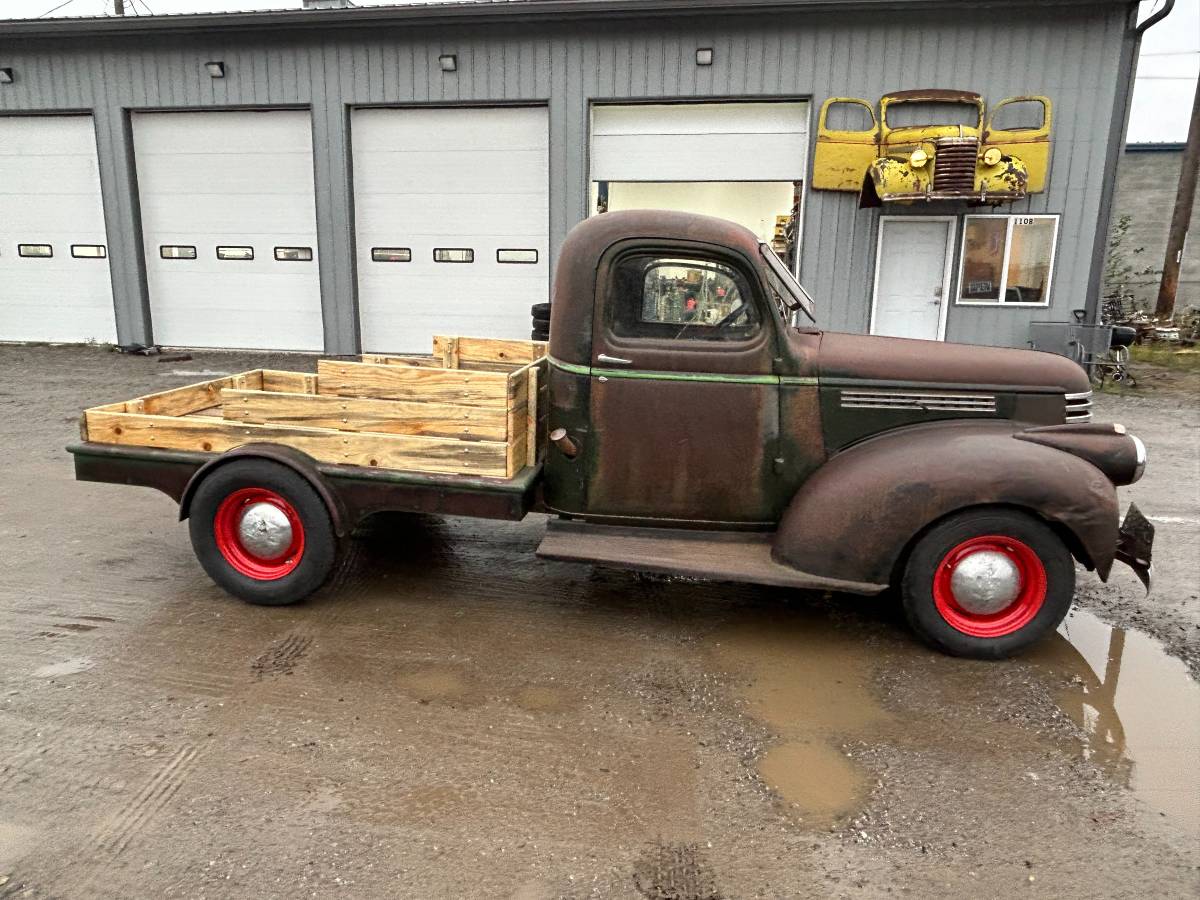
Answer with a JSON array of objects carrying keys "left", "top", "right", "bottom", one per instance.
[
  {"left": 531, "top": 328, "right": 550, "bottom": 341},
  {"left": 531, "top": 302, "right": 551, "bottom": 320},
  {"left": 900, "top": 508, "right": 1074, "bottom": 659},
  {"left": 188, "top": 459, "right": 337, "bottom": 606}
]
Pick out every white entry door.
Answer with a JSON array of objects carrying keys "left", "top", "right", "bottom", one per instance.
[
  {"left": 870, "top": 217, "right": 954, "bottom": 341},
  {"left": 0, "top": 115, "right": 117, "bottom": 343},
  {"left": 353, "top": 106, "right": 550, "bottom": 353},
  {"left": 132, "top": 110, "right": 324, "bottom": 350}
]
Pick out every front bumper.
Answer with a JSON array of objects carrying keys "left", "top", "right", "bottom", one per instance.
[{"left": 1114, "top": 503, "right": 1154, "bottom": 592}]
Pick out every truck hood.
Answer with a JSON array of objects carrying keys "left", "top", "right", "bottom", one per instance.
[{"left": 815, "top": 331, "right": 1090, "bottom": 394}]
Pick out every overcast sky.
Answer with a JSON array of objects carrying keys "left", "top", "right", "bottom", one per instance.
[{"left": 4, "top": 0, "right": 1198, "bottom": 143}]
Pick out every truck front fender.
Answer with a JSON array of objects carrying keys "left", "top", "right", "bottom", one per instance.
[
  {"left": 772, "top": 421, "right": 1120, "bottom": 587},
  {"left": 178, "top": 443, "right": 349, "bottom": 537}
]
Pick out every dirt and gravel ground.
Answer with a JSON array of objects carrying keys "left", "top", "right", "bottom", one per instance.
[{"left": 1, "top": 344, "right": 1197, "bottom": 900}]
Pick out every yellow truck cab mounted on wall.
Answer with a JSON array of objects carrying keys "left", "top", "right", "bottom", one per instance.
[{"left": 813, "top": 90, "right": 1052, "bottom": 208}]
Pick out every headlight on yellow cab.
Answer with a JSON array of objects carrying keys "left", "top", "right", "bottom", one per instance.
[
  {"left": 910, "top": 147, "right": 929, "bottom": 168},
  {"left": 982, "top": 147, "right": 1002, "bottom": 167}
]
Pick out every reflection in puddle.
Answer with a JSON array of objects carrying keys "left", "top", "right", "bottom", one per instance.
[{"left": 1036, "top": 608, "right": 1200, "bottom": 834}]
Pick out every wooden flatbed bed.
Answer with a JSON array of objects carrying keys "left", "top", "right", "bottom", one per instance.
[{"left": 79, "top": 336, "right": 548, "bottom": 481}]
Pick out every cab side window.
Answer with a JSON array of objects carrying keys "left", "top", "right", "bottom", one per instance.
[{"left": 611, "top": 254, "right": 760, "bottom": 341}]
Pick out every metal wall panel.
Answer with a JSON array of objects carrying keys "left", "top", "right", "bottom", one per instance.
[{"left": 0, "top": 4, "right": 1132, "bottom": 353}]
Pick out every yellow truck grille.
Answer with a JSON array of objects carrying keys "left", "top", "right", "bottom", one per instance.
[{"left": 933, "top": 138, "right": 978, "bottom": 192}]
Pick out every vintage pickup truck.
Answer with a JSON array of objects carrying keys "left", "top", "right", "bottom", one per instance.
[{"left": 69, "top": 210, "right": 1152, "bottom": 659}]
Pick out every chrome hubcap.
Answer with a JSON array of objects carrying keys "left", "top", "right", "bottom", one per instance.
[
  {"left": 237, "top": 502, "right": 293, "bottom": 560},
  {"left": 949, "top": 549, "right": 1021, "bottom": 614}
]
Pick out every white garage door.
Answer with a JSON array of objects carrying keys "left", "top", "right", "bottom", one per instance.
[
  {"left": 133, "top": 110, "right": 323, "bottom": 350},
  {"left": 591, "top": 101, "right": 809, "bottom": 182},
  {"left": 353, "top": 106, "right": 549, "bottom": 353},
  {"left": 0, "top": 115, "right": 116, "bottom": 344}
]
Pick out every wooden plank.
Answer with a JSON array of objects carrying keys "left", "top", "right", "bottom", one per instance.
[
  {"left": 505, "top": 368, "right": 528, "bottom": 477},
  {"left": 433, "top": 335, "right": 546, "bottom": 366},
  {"left": 85, "top": 410, "right": 509, "bottom": 477},
  {"left": 112, "top": 370, "right": 264, "bottom": 417},
  {"left": 525, "top": 365, "right": 538, "bottom": 467},
  {"left": 316, "top": 359, "right": 509, "bottom": 407},
  {"left": 439, "top": 336, "right": 461, "bottom": 370},
  {"left": 220, "top": 389, "right": 508, "bottom": 440},
  {"left": 360, "top": 354, "right": 441, "bottom": 368},
  {"left": 262, "top": 369, "right": 317, "bottom": 394}
]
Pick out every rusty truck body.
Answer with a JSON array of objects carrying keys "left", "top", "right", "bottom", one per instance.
[{"left": 69, "top": 210, "right": 1152, "bottom": 659}]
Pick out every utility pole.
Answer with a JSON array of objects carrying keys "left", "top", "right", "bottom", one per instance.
[
  {"left": 1154, "top": 75, "right": 1200, "bottom": 320},
  {"left": 113, "top": 0, "right": 126, "bottom": 15}
]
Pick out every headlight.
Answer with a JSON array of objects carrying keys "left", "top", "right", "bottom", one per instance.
[
  {"left": 982, "top": 147, "right": 1002, "bottom": 166},
  {"left": 910, "top": 147, "right": 929, "bottom": 168},
  {"left": 1130, "top": 434, "right": 1147, "bottom": 483}
]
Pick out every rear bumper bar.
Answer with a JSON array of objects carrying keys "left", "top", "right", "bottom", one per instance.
[{"left": 1113, "top": 503, "right": 1154, "bottom": 592}]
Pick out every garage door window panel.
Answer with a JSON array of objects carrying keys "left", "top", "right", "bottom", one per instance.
[
  {"left": 957, "top": 215, "right": 1057, "bottom": 306},
  {"left": 434, "top": 248, "right": 474, "bottom": 263},
  {"left": 274, "top": 246, "right": 313, "bottom": 262},
  {"left": 18, "top": 244, "right": 53, "bottom": 258},
  {"left": 217, "top": 246, "right": 254, "bottom": 261},
  {"left": 160, "top": 245, "right": 197, "bottom": 260},
  {"left": 371, "top": 247, "right": 411, "bottom": 263},
  {"left": 497, "top": 249, "right": 538, "bottom": 264},
  {"left": 611, "top": 254, "right": 761, "bottom": 342},
  {"left": 71, "top": 244, "right": 107, "bottom": 259}
]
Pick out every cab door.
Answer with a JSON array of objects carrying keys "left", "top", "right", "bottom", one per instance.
[
  {"left": 985, "top": 96, "right": 1053, "bottom": 193},
  {"left": 812, "top": 97, "right": 880, "bottom": 191},
  {"left": 584, "top": 241, "right": 780, "bottom": 524}
]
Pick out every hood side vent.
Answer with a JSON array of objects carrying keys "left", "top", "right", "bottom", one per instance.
[{"left": 841, "top": 390, "right": 996, "bottom": 413}]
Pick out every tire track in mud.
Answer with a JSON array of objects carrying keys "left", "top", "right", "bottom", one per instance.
[
  {"left": 251, "top": 632, "right": 313, "bottom": 679},
  {"left": 88, "top": 744, "right": 203, "bottom": 858}
]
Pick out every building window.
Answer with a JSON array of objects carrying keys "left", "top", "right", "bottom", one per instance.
[
  {"left": 18, "top": 244, "right": 52, "bottom": 258},
  {"left": 71, "top": 244, "right": 107, "bottom": 259},
  {"left": 371, "top": 247, "right": 411, "bottom": 263},
  {"left": 274, "top": 246, "right": 313, "bottom": 262},
  {"left": 216, "top": 246, "right": 254, "bottom": 261},
  {"left": 434, "top": 248, "right": 474, "bottom": 263},
  {"left": 160, "top": 245, "right": 197, "bottom": 260},
  {"left": 957, "top": 215, "right": 1058, "bottom": 306},
  {"left": 497, "top": 249, "right": 538, "bottom": 264}
]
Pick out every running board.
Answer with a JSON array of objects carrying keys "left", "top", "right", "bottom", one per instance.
[{"left": 536, "top": 520, "right": 888, "bottom": 595}]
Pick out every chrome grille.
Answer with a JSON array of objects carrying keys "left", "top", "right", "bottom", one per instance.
[
  {"left": 933, "top": 138, "right": 978, "bottom": 192},
  {"left": 841, "top": 390, "right": 996, "bottom": 413},
  {"left": 1065, "top": 390, "right": 1093, "bottom": 423}
]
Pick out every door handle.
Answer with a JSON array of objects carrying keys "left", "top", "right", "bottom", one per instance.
[{"left": 597, "top": 353, "right": 632, "bottom": 365}]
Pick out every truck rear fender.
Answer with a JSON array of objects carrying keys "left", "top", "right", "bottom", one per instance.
[
  {"left": 772, "top": 422, "right": 1120, "bottom": 586},
  {"left": 178, "top": 443, "right": 348, "bottom": 538}
]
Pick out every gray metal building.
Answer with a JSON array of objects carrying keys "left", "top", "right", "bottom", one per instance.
[{"left": 0, "top": 0, "right": 1167, "bottom": 354}]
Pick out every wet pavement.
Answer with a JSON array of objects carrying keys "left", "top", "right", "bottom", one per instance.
[{"left": 1, "top": 345, "right": 1198, "bottom": 898}]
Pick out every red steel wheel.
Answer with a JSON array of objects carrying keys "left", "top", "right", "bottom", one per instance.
[
  {"left": 212, "top": 487, "right": 306, "bottom": 581},
  {"left": 931, "top": 535, "right": 1047, "bottom": 639}
]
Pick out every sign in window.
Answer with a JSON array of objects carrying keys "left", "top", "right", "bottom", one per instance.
[{"left": 958, "top": 215, "right": 1058, "bottom": 306}]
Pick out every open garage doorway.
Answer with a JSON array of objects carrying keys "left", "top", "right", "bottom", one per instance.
[{"left": 589, "top": 101, "right": 808, "bottom": 272}]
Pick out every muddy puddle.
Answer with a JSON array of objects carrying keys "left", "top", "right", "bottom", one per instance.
[{"left": 710, "top": 605, "right": 1199, "bottom": 834}]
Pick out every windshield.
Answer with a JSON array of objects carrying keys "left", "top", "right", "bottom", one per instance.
[{"left": 759, "top": 242, "right": 816, "bottom": 324}]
